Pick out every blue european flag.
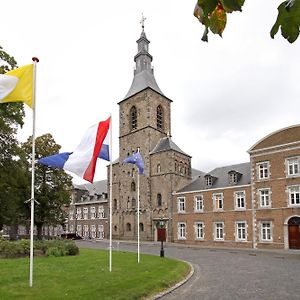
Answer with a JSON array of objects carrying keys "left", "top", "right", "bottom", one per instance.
[{"left": 123, "top": 152, "right": 144, "bottom": 174}]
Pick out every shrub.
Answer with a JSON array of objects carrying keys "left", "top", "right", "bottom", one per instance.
[
  {"left": 0, "top": 239, "right": 79, "bottom": 258},
  {"left": 65, "top": 242, "right": 79, "bottom": 256},
  {"left": 46, "top": 246, "right": 66, "bottom": 257}
]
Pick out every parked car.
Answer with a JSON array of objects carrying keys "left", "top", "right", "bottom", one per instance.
[{"left": 60, "top": 233, "right": 82, "bottom": 240}]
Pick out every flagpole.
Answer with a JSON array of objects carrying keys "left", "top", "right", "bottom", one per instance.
[
  {"left": 29, "top": 57, "right": 39, "bottom": 287},
  {"left": 109, "top": 115, "right": 113, "bottom": 272},
  {"left": 137, "top": 148, "right": 140, "bottom": 263}
]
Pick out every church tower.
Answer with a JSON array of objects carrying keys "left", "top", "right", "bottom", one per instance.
[{"left": 110, "top": 20, "right": 192, "bottom": 241}]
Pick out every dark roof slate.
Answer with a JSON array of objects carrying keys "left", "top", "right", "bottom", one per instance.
[
  {"left": 177, "top": 162, "right": 251, "bottom": 193},
  {"left": 150, "top": 137, "right": 191, "bottom": 157}
]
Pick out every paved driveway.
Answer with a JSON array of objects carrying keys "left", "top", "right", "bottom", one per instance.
[{"left": 76, "top": 240, "right": 300, "bottom": 300}]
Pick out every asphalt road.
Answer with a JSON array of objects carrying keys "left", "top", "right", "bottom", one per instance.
[{"left": 76, "top": 240, "right": 300, "bottom": 300}]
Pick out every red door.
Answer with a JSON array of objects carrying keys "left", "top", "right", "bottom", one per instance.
[{"left": 288, "top": 217, "right": 300, "bottom": 249}]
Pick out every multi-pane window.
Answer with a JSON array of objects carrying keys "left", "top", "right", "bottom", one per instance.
[
  {"left": 77, "top": 225, "right": 82, "bottom": 236},
  {"left": 235, "top": 221, "right": 247, "bottom": 241},
  {"left": 90, "top": 207, "right": 96, "bottom": 219},
  {"left": 84, "top": 225, "right": 89, "bottom": 238},
  {"left": 98, "top": 205, "right": 105, "bottom": 218},
  {"left": 195, "top": 222, "right": 204, "bottom": 239},
  {"left": 194, "top": 195, "right": 204, "bottom": 212},
  {"left": 235, "top": 191, "right": 246, "bottom": 209},
  {"left": 213, "top": 193, "right": 224, "bottom": 210},
  {"left": 83, "top": 207, "right": 88, "bottom": 220},
  {"left": 287, "top": 157, "right": 300, "bottom": 176},
  {"left": 260, "top": 221, "right": 272, "bottom": 242},
  {"left": 257, "top": 162, "right": 270, "bottom": 179},
  {"left": 130, "top": 106, "right": 137, "bottom": 130},
  {"left": 178, "top": 197, "right": 185, "bottom": 212},
  {"left": 214, "top": 222, "right": 224, "bottom": 240},
  {"left": 206, "top": 176, "right": 213, "bottom": 187},
  {"left": 91, "top": 225, "right": 96, "bottom": 238},
  {"left": 76, "top": 207, "right": 82, "bottom": 219},
  {"left": 288, "top": 185, "right": 300, "bottom": 206},
  {"left": 98, "top": 225, "right": 104, "bottom": 239},
  {"left": 69, "top": 211, "right": 74, "bottom": 220},
  {"left": 69, "top": 225, "right": 74, "bottom": 233},
  {"left": 229, "top": 172, "right": 237, "bottom": 184},
  {"left": 157, "top": 105, "right": 163, "bottom": 130},
  {"left": 178, "top": 222, "right": 186, "bottom": 239},
  {"left": 259, "top": 189, "right": 271, "bottom": 208}
]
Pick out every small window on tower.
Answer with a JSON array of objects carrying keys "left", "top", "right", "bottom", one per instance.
[
  {"left": 130, "top": 106, "right": 137, "bottom": 130},
  {"left": 157, "top": 105, "right": 163, "bottom": 130}
]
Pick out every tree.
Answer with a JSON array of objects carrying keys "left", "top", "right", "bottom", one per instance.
[
  {"left": 0, "top": 46, "right": 28, "bottom": 236},
  {"left": 194, "top": 0, "right": 300, "bottom": 43},
  {"left": 22, "top": 134, "right": 72, "bottom": 239}
]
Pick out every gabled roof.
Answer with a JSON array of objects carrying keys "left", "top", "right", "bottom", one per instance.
[
  {"left": 176, "top": 162, "right": 250, "bottom": 193},
  {"left": 150, "top": 136, "right": 191, "bottom": 157},
  {"left": 73, "top": 180, "right": 107, "bottom": 195}
]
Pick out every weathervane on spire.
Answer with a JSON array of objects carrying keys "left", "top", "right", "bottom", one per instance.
[{"left": 140, "top": 13, "right": 146, "bottom": 30}]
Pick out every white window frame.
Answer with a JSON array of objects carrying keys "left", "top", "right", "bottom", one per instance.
[
  {"left": 286, "top": 157, "right": 300, "bottom": 177},
  {"left": 260, "top": 221, "right": 273, "bottom": 242},
  {"left": 83, "top": 207, "right": 88, "bottom": 220},
  {"left": 177, "top": 222, "right": 186, "bottom": 239},
  {"left": 206, "top": 176, "right": 212, "bottom": 187},
  {"left": 177, "top": 197, "right": 185, "bottom": 213},
  {"left": 76, "top": 207, "right": 82, "bottom": 219},
  {"left": 288, "top": 185, "right": 300, "bottom": 206},
  {"left": 194, "top": 195, "right": 204, "bottom": 212},
  {"left": 214, "top": 222, "right": 224, "bottom": 241},
  {"left": 258, "top": 188, "right": 271, "bottom": 208},
  {"left": 90, "top": 206, "right": 96, "bottom": 219},
  {"left": 91, "top": 225, "right": 96, "bottom": 238},
  {"left": 234, "top": 191, "right": 246, "bottom": 210},
  {"left": 229, "top": 172, "right": 237, "bottom": 184},
  {"left": 213, "top": 193, "right": 224, "bottom": 211},
  {"left": 235, "top": 221, "right": 247, "bottom": 242},
  {"left": 98, "top": 205, "right": 105, "bottom": 219},
  {"left": 257, "top": 161, "right": 270, "bottom": 180},
  {"left": 194, "top": 222, "right": 204, "bottom": 240},
  {"left": 98, "top": 225, "right": 104, "bottom": 239},
  {"left": 77, "top": 225, "right": 82, "bottom": 236}
]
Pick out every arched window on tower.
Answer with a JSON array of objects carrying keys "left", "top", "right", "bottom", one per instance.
[
  {"left": 131, "top": 181, "right": 136, "bottom": 192},
  {"left": 130, "top": 106, "right": 137, "bottom": 130},
  {"left": 132, "top": 198, "right": 136, "bottom": 208},
  {"left": 157, "top": 105, "right": 163, "bottom": 130},
  {"left": 157, "top": 193, "right": 162, "bottom": 207},
  {"left": 126, "top": 223, "right": 131, "bottom": 231},
  {"left": 139, "top": 223, "right": 144, "bottom": 232}
]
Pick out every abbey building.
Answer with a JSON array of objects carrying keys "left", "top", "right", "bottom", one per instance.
[{"left": 66, "top": 27, "right": 300, "bottom": 250}]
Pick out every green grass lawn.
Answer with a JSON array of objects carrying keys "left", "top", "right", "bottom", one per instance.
[{"left": 0, "top": 248, "right": 190, "bottom": 300}]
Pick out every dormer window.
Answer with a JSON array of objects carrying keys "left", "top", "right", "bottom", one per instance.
[
  {"left": 228, "top": 170, "right": 242, "bottom": 185},
  {"left": 205, "top": 175, "right": 213, "bottom": 187}
]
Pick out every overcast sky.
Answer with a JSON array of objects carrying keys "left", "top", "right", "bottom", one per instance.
[{"left": 1, "top": 0, "right": 299, "bottom": 184}]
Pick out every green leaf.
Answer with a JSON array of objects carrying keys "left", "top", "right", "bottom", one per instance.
[
  {"left": 221, "top": 0, "right": 245, "bottom": 13},
  {"left": 198, "top": 0, "right": 219, "bottom": 15},
  {"left": 271, "top": 0, "right": 300, "bottom": 43},
  {"left": 209, "top": 4, "right": 227, "bottom": 36}
]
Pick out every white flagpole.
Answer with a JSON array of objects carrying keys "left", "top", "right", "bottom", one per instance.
[
  {"left": 29, "top": 57, "right": 39, "bottom": 287},
  {"left": 109, "top": 115, "right": 113, "bottom": 272},
  {"left": 137, "top": 149, "right": 140, "bottom": 263}
]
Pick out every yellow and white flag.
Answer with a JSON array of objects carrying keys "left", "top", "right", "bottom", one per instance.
[{"left": 0, "top": 64, "right": 33, "bottom": 108}]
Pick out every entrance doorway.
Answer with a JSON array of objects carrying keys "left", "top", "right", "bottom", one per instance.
[{"left": 288, "top": 217, "right": 300, "bottom": 249}]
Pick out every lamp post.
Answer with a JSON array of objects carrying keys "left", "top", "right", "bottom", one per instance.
[{"left": 157, "top": 219, "right": 166, "bottom": 258}]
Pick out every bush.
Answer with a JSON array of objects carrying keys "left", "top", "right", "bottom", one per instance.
[
  {"left": 46, "top": 246, "right": 66, "bottom": 257},
  {"left": 65, "top": 242, "right": 79, "bottom": 256},
  {"left": 0, "top": 239, "right": 79, "bottom": 258}
]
